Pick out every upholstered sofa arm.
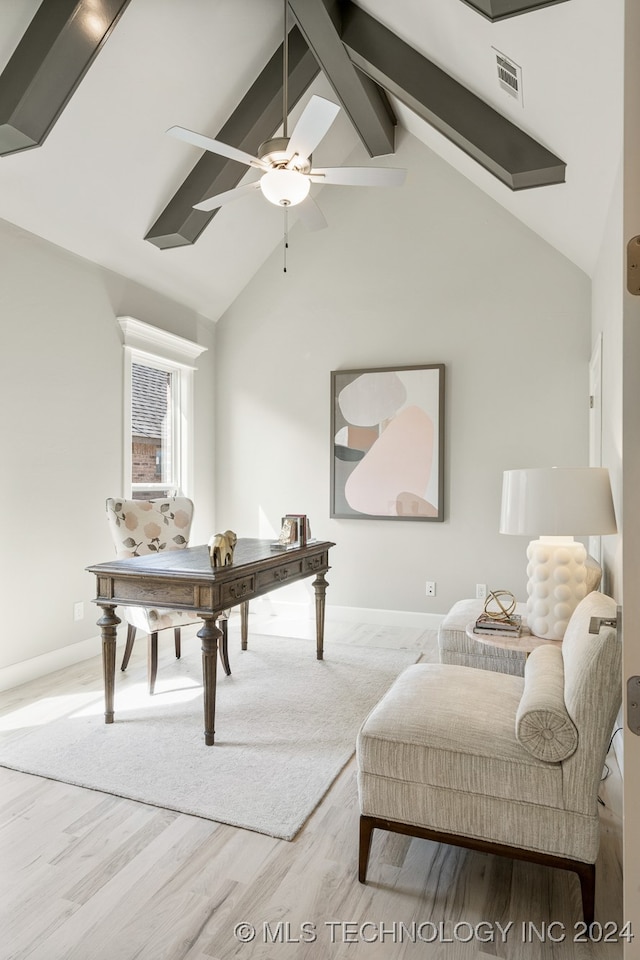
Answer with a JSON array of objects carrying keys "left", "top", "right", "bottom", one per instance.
[{"left": 515, "top": 646, "right": 578, "bottom": 762}]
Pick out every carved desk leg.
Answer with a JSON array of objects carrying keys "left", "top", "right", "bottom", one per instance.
[
  {"left": 240, "top": 600, "right": 249, "bottom": 651},
  {"left": 313, "top": 572, "right": 328, "bottom": 660},
  {"left": 97, "top": 604, "right": 121, "bottom": 724},
  {"left": 198, "top": 614, "right": 223, "bottom": 746}
]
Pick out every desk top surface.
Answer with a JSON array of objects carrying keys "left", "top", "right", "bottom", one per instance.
[{"left": 87, "top": 538, "right": 334, "bottom": 581}]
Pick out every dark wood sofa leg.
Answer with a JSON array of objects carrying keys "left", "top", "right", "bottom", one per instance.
[
  {"left": 355, "top": 811, "right": 597, "bottom": 924},
  {"left": 576, "top": 862, "right": 596, "bottom": 925},
  {"left": 359, "top": 816, "right": 375, "bottom": 883}
]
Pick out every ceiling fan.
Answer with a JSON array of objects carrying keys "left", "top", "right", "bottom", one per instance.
[{"left": 166, "top": 3, "right": 405, "bottom": 239}]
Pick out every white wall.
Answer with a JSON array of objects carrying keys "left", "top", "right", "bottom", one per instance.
[
  {"left": 591, "top": 163, "right": 623, "bottom": 599},
  {"left": 591, "top": 162, "right": 624, "bottom": 778},
  {"left": 0, "top": 219, "right": 216, "bottom": 677},
  {"left": 214, "top": 132, "right": 592, "bottom": 618}
]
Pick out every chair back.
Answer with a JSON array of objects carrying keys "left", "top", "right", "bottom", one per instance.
[
  {"left": 105, "top": 497, "right": 194, "bottom": 559},
  {"left": 560, "top": 591, "right": 621, "bottom": 815}
]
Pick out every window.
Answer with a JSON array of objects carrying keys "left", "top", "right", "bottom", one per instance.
[
  {"left": 118, "top": 317, "right": 207, "bottom": 499},
  {"left": 131, "top": 359, "right": 176, "bottom": 497}
]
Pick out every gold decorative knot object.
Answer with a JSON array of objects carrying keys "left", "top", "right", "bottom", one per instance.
[{"left": 483, "top": 589, "right": 517, "bottom": 621}]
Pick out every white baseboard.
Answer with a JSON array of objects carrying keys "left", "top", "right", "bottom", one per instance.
[
  {"left": 328, "top": 604, "right": 444, "bottom": 629},
  {"left": 0, "top": 634, "right": 104, "bottom": 692},
  {"left": 1, "top": 605, "right": 443, "bottom": 692},
  {"left": 248, "top": 596, "right": 444, "bottom": 630}
]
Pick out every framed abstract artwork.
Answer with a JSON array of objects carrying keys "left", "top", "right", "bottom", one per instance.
[{"left": 330, "top": 364, "right": 445, "bottom": 521}]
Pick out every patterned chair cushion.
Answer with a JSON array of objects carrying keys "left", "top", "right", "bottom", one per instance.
[
  {"left": 106, "top": 497, "right": 193, "bottom": 558},
  {"left": 105, "top": 497, "right": 201, "bottom": 633}
]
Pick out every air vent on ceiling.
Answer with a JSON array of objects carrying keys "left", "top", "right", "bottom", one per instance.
[{"left": 493, "top": 48, "right": 523, "bottom": 105}]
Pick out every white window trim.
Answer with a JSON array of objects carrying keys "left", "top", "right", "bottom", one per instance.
[{"left": 118, "top": 317, "right": 207, "bottom": 499}]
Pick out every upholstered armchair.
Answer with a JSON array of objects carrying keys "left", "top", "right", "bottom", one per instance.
[
  {"left": 357, "top": 591, "right": 621, "bottom": 923},
  {"left": 105, "top": 497, "right": 230, "bottom": 693}
]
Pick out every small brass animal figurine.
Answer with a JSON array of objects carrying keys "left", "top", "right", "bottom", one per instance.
[{"left": 208, "top": 530, "right": 237, "bottom": 567}]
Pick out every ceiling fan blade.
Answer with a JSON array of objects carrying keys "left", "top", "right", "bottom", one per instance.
[
  {"left": 167, "top": 126, "right": 268, "bottom": 170},
  {"left": 295, "top": 195, "right": 328, "bottom": 231},
  {"left": 309, "top": 166, "right": 407, "bottom": 187},
  {"left": 193, "top": 181, "right": 261, "bottom": 212},
  {"left": 286, "top": 96, "right": 341, "bottom": 165}
]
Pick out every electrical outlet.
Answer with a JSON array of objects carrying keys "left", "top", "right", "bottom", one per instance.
[
  {"left": 425, "top": 581, "right": 436, "bottom": 597},
  {"left": 476, "top": 583, "right": 487, "bottom": 600},
  {"left": 73, "top": 601, "right": 84, "bottom": 621}
]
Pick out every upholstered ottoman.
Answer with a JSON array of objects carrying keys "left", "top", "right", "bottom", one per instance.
[
  {"left": 438, "top": 597, "right": 527, "bottom": 676},
  {"left": 438, "top": 559, "right": 601, "bottom": 677}
]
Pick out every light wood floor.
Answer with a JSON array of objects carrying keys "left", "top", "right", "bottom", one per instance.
[{"left": 0, "top": 616, "right": 623, "bottom": 960}]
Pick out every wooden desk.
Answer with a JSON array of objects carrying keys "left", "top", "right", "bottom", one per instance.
[{"left": 87, "top": 538, "right": 334, "bottom": 745}]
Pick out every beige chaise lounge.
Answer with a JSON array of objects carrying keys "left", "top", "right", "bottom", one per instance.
[{"left": 357, "top": 591, "right": 620, "bottom": 922}]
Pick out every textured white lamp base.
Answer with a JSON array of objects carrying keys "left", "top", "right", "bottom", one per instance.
[{"left": 526, "top": 537, "right": 588, "bottom": 640}]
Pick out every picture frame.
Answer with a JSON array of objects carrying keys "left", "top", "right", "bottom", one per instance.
[{"left": 330, "top": 364, "right": 445, "bottom": 521}]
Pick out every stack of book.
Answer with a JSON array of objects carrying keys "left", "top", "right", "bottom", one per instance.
[
  {"left": 271, "top": 514, "right": 315, "bottom": 550},
  {"left": 473, "top": 613, "right": 523, "bottom": 637},
  {"left": 284, "top": 513, "right": 311, "bottom": 546}
]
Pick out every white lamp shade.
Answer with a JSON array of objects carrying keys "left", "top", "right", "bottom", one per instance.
[
  {"left": 500, "top": 467, "right": 617, "bottom": 537},
  {"left": 259, "top": 169, "right": 310, "bottom": 207}
]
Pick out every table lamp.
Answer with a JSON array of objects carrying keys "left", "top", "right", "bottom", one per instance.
[{"left": 500, "top": 467, "right": 617, "bottom": 640}]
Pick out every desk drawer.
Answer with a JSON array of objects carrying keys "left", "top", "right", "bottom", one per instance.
[
  {"left": 220, "top": 575, "right": 255, "bottom": 605},
  {"left": 256, "top": 558, "right": 303, "bottom": 590},
  {"left": 110, "top": 578, "right": 196, "bottom": 608},
  {"left": 304, "top": 552, "right": 328, "bottom": 574}
]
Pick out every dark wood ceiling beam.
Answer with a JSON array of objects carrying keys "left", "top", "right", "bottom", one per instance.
[
  {"left": 145, "top": 26, "right": 319, "bottom": 250},
  {"left": 0, "top": 0, "right": 131, "bottom": 156},
  {"left": 287, "top": 0, "right": 395, "bottom": 157},
  {"left": 458, "top": 0, "right": 570, "bottom": 21},
  {"left": 340, "top": 4, "right": 565, "bottom": 190}
]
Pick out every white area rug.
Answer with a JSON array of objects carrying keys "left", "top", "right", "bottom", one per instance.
[{"left": 0, "top": 635, "right": 417, "bottom": 840}]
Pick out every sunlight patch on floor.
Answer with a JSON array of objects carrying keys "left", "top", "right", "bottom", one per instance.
[
  {"left": 76, "top": 676, "right": 203, "bottom": 717},
  {"left": 0, "top": 691, "right": 102, "bottom": 731},
  {"left": 0, "top": 676, "right": 205, "bottom": 730}
]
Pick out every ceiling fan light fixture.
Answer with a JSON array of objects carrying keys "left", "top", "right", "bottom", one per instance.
[{"left": 260, "top": 168, "right": 310, "bottom": 207}]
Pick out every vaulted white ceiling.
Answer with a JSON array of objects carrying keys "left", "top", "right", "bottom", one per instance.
[{"left": 0, "top": 0, "right": 622, "bottom": 322}]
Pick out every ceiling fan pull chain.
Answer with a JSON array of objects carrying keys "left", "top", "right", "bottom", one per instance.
[{"left": 283, "top": 207, "right": 289, "bottom": 273}]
